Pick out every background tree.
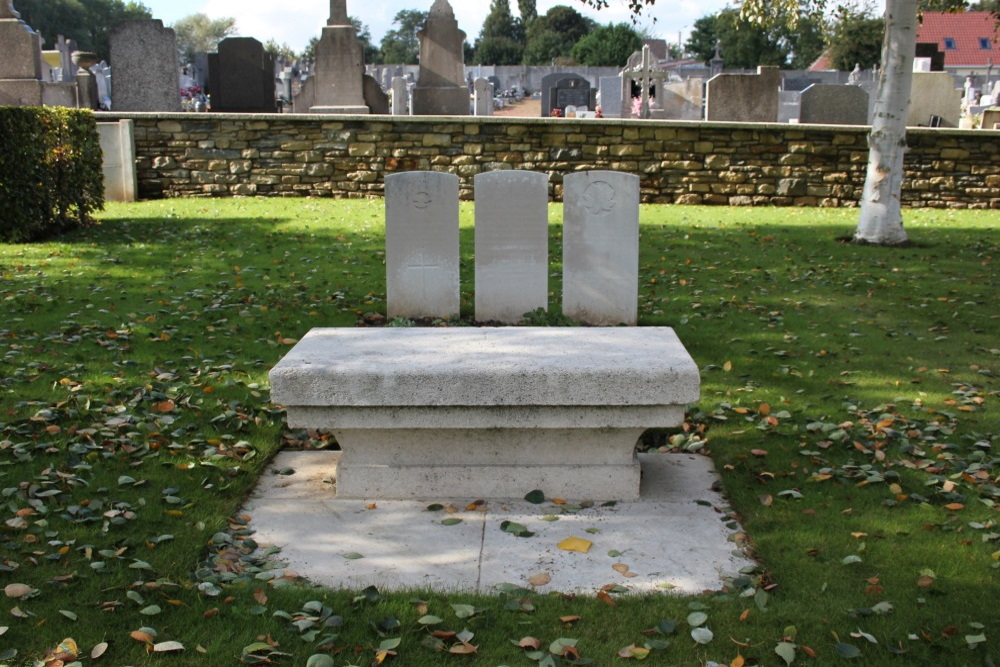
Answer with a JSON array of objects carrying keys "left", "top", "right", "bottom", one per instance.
[
  {"left": 571, "top": 22, "right": 642, "bottom": 65},
  {"left": 474, "top": 0, "right": 526, "bottom": 64},
  {"left": 264, "top": 39, "right": 296, "bottom": 62},
  {"left": 918, "top": 0, "right": 968, "bottom": 9},
  {"left": 352, "top": 17, "right": 381, "bottom": 64},
  {"left": 379, "top": 9, "right": 426, "bottom": 64},
  {"left": 16, "top": 0, "right": 152, "bottom": 60},
  {"left": 685, "top": 14, "right": 720, "bottom": 64},
  {"left": 826, "top": 4, "right": 884, "bottom": 70},
  {"left": 171, "top": 13, "right": 237, "bottom": 65},
  {"left": 522, "top": 4, "right": 595, "bottom": 64},
  {"left": 517, "top": 0, "right": 538, "bottom": 23}
]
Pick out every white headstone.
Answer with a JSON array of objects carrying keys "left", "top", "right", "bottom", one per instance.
[
  {"left": 391, "top": 76, "right": 407, "bottom": 114},
  {"left": 474, "top": 170, "right": 549, "bottom": 323},
  {"left": 562, "top": 171, "right": 639, "bottom": 325},
  {"left": 385, "top": 171, "right": 461, "bottom": 320},
  {"left": 473, "top": 77, "right": 493, "bottom": 116}
]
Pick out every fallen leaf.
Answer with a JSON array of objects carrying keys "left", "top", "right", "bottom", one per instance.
[
  {"left": 4, "top": 584, "right": 33, "bottom": 599},
  {"left": 527, "top": 573, "right": 551, "bottom": 587},
  {"left": 597, "top": 590, "right": 616, "bottom": 606},
  {"left": 558, "top": 536, "right": 592, "bottom": 553},
  {"left": 152, "top": 641, "right": 184, "bottom": 653}
]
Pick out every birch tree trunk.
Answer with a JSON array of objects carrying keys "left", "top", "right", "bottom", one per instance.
[{"left": 853, "top": 0, "right": 919, "bottom": 245}]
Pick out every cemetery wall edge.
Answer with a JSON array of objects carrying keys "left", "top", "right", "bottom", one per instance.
[{"left": 98, "top": 112, "right": 1000, "bottom": 209}]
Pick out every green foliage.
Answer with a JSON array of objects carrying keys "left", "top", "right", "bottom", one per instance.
[
  {"left": 827, "top": 4, "right": 884, "bottom": 70},
  {"left": 686, "top": 15, "right": 720, "bottom": 65},
  {"left": 475, "top": 36, "right": 525, "bottom": 65},
  {"left": 263, "top": 39, "right": 296, "bottom": 62},
  {"left": 352, "top": 17, "right": 382, "bottom": 65},
  {"left": 0, "top": 106, "right": 103, "bottom": 242},
  {"left": 518, "top": 0, "right": 538, "bottom": 23},
  {"left": 522, "top": 4, "right": 596, "bottom": 64},
  {"left": 919, "top": 0, "right": 969, "bottom": 10},
  {"left": 475, "top": 0, "right": 526, "bottom": 64},
  {"left": 570, "top": 22, "right": 642, "bottom": 66},
  {"left": 171, "top": 12, "right": 238, "bottom": 65},
  {"left": 685, "top": 7, "right": 825, "bottom": 69},
  {"left": 16, "top": 0, "right": 152, "bottom": 60},
  {"left": 379, "top": 10, "right": 427, "bottom": 65}
]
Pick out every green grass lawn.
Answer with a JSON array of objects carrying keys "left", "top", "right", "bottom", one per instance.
[{"left": 0, "top": 198, "right": 997, "bottom": 666}]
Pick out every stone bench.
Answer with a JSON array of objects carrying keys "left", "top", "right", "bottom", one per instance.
[{"left": 269, "top": 327, "right": 699, "bottom": 501}]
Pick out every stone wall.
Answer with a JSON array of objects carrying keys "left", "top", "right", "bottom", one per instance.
[{"left": 99, "top": 112, "right": 1000, "bottom": 208}]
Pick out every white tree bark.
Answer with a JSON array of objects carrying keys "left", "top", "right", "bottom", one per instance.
[{"left": 853, "top": 0, "right": 918, "bottom": 245}]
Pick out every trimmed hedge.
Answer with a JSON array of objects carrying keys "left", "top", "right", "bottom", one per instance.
[{"left": 0, "top": 106, "right": 104, "bottom": 242}]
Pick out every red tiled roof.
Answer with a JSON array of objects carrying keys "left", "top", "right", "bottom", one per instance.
[{"left": 916, "top": 11, "right": 998, "bottom": 67}]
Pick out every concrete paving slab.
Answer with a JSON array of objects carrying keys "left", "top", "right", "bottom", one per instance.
[{"left": 244, "top": 451, "right": 755, "bottom": 595}]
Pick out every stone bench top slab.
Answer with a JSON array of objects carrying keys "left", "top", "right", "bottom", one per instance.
[{"left": 269, "top": 327, "right": 699, "bottom": 408}]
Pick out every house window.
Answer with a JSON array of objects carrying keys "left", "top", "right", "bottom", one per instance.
[
  {"left": 944, "top": 38, "right": 957, "bottom": 50},
  {"left": 981, "top": 38, "right": 993, "bottom": 50}
]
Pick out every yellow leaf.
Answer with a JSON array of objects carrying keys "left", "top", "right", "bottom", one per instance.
[
  {"left": 612, "top": 563, "right": 631, "bottom": 575},
  {"left": 731, "top": 655, "right": 746, "bottom": 667},
  {"left": 758, "top": 403, "right": 771, "bottom": 416},
  {"left": 558, "top": 536, "right": 592, "bottom": 553},
  {"left": 723, "top": 360, "right": 733, "bottom": 372}
]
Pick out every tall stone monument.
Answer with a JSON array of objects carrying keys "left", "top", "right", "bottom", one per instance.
[
  {"left": 109, "top": 20, "right": 182, "bottom": 111},
  {"left": 296, "top": 0, "right": 369, "bottom": 113},
  {"left": 411, "top": 0, "right": 469, "bottom": 116},
  {"left": 0, "top": 0, "right": 46, "bottom": 106}
]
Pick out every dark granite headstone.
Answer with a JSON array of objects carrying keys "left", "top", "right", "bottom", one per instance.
[
  {"left": 541, "top": 73, "right": 593, "bottom": 116},
  {"left": 208, "top": 37, "right": 276, "bottom": 113}
]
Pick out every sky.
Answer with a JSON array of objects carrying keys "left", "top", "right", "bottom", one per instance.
[{"left": 138, "top": 0, "right": 728, "bottom": 55}]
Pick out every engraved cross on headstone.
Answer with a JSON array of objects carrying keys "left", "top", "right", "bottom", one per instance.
[
  {"left": 328, "top": 0, "right": 349, "bottom": 26},
  {"left": 406, "top": 252, "right": 440, "bottom": 300}
]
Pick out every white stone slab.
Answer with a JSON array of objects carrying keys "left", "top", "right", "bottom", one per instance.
[
  {"left": 244, "top": 451, "right": 756, "bottom": 594},
  {"left": 474, "top": 170, "right": 549, "bottom": 323},
  {"left": 269, "top": 327, "right": 698, "bottom": 408},
  {"left": 562, "top": 171, "right": 639, "bottom": 325},
  {"left": 97, "top": 120, "right": 137, "bottom": 203},
  {"left": 385, "top": 171, "right": 460, "bottom": 320}
]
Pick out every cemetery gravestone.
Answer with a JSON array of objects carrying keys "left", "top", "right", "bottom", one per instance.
[
  {"left": 907, "top": 72, "right": 960, "bottom": 127},
  {"left": 208, "top": 37, "right": 276, "bottom": 113},
  {"left": 474, "top": 170, "right": 549, "bottom": 323},
  {"left": 411, "top": 0, "right": 469, "bottom": 115},
  {"left": 390, "top": 76, "right": 408, "bottom": 114},
  {"left": 385, "top": 172, "right": 460, "bottom": 320},
  {"left": 705, "top": 66, "right": 779, "bottom": 122},
  {"left": 552, "top": 76, "right": 593, "bottom": 114},
  {"left": 659, "top": 79, "right": 703, "bottom": 121},
  {"left": 298, "top": 0, "right": 369, "bottom": 113},
  {"left": 473, "top": 77, "right": 493, "bottom": 116},
  {"left": 799, "top": 84, "right": 868, "bottom": 125},
  {"left": 599, "top": 76, "right": 623, "bottom": 117},
  {"left": 109, "top": 20, "right": 181, "bottom": 111},
  {"left": 562, "top": 171, "right": 639, "bottom": 325},
  {"left": 981, "top": 108, "right": 1000, "bottom": 130},
  {"left": 540, "top": 73, "right": 593, "bottom": 116}
]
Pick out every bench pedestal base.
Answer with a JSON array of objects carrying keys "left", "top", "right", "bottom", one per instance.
[{"left": 329, "top": 427, "right": 645, "bottom": 500}]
